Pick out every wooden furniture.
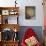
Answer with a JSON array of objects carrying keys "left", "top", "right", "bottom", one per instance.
[
  {"left": 0, "top": 41, "right": 2, "bottom": 46},
  {"left": 0, "top": 7, "right": 19, "bottom": 24},
  {"left": 44, "top": 28, "right": 46, "bottom": 46},
  {"left": 0, "top": 24, "right": 19, "bottom": 32},
  {"left": 0, "top": 7, "right": 20, "bottom": 46},
  {"left": 2, "top": 41, "right": 19, "bottom": 46}
]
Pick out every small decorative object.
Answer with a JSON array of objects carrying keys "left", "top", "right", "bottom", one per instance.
[
  {"left": 13, "top": 33, "right": 16, "bottom": 41},
  {"left": 13, "top": 32, "right": 18, "bottom": 41},
  {"left": 0, "top": 10, "right": 2, "bottom": 15},
  {"left": 2, "top": 28, "right": 13, "bottom": 41},
  {"left": 0, "top": 15, "right": 1, "bottom": 24},
  {"left": 13, "top": 28, "right": 17, "bottom": 32},
  {"left": 25, "top": 36, "right": 38, "bottom": 46},
  {"left": 15, "top": 0, "right": 17, "bottom": 7},
  {"left": 5, "top": 18, "right": 8, "bottom": 24},
  {"left": 9, "top": 10, "right": 17, "bottom": 15},
  {"left": 0, "top": 32, "right": 1, "bottom": 41},
  {"left": 2, "top": 10, "right": 9, "bottom": 15},
  {"left": 13, "top": 28, "right": 18, "bottom": 40},
  {"left": 10, "top": 10, "right": 14, "bottom": 15},
  {"left": 2, "top": 16, "right": 8, "bottom": 24},
  {"left": 25, "top": 6, "right": 35, "bottom": 19}
]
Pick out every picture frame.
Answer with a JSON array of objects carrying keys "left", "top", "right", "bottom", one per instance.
[
  {"left": 25, "top": 6, "right": 35, "bottom": 19},
  {"left": 2, "top": 10, "right": 9, "bottom": 15}
]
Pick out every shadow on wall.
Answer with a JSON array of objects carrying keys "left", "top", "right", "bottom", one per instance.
[{"left": 18, "top": 26, "right": 43, "bottom": 44}]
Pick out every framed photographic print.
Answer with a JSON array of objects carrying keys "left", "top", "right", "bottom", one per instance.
[
  {"left": 25, "top": 6, "right": 35, "bottom": 19},
  {"left": 2, "top": 10, "right": 9, "bottom": 15}
]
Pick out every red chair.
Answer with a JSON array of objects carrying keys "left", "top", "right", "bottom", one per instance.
[{"left": 21, "top": 28, "right": 41, "bottom": 46}]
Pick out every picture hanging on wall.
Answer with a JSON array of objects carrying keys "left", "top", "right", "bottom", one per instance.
[{"left": 25, "top": 6, "right": 35, "bottom": 19}]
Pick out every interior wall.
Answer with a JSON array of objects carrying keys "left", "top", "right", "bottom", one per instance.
[
  {"left": 0, "top": 0, "right": 43, "bottom": 26},
  {"left": 18, "top": 0, "right": 43, "bottom": 26}
]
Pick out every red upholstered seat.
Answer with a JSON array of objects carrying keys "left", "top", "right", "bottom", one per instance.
[{"left": 21, "top": 28, "right": 41, "bottom": 46}]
